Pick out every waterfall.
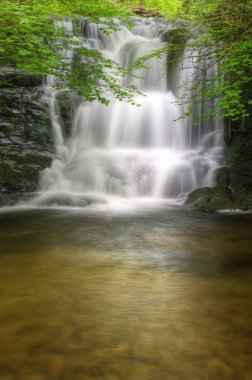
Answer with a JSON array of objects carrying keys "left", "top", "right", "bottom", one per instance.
[{"left": 35, "top": 18, "right": 223, "bottom": 207}]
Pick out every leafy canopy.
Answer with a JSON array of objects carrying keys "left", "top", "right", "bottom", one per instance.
[
  {"left": 0, "top": 0, "right": 251, "bottom": 121},
  {"left": 183, "top": 0, "right": 252, "bottom": 121},
  {"left": 0, "top": 0, "right": 139, "bottom": 104},
  {"left": 130, "top": 0, "right": 252, "bottom": 121},
  {"left": 115, "top": 0, "right": 182, "bottom": 18}
]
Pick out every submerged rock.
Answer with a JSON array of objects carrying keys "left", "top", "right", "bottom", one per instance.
[{"left": 33, "top": 192, "right": 106, "bottom": 208}]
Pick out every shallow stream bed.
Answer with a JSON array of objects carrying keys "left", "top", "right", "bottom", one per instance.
[{"left": 0, "top": 204, "right": 252, "bottom": 379}]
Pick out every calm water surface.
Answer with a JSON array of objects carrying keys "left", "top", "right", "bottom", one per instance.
[{"left": 0, "top": 204, "right": 252, "bottom": 379}]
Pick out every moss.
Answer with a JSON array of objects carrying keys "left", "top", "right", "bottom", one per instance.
[
  {"left": 232, "top": 187, "right": 252, "bottom": 210},
  {"left": 226, "top": 133, "right": 252, "bottom": 164},
  {"left": 0, "top": 68, "right": 42, "bottom": 87},
  {"left": 185, "top": 187, "right": 234, "bottom": 212},
  {"left": 0, "top": 162, "right": 22, "bottom": 190},
  {"left": 56, "top": 93, "right": 79, "bottom": 137},
  {"left": 185, "top": 186, "right": 252, "bottom": 212},
  {"left": 0, "top": 157, "right": 52, "bottom": 193},
  {"left": 0, "top": 123, "right": 16, "bottom": 136},
  {"left": 0, "top": 71, "right": 54, "bottom": 199},
  {"left": 216, "top": 167, "right": 230, "bottom": 187},
  {"left": 165, "top": 27, "right": 188, "bottom": 94}
]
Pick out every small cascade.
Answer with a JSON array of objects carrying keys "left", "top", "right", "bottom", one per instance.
[{"left": 35, "top": 18, "right": 223, "bottom": 207}]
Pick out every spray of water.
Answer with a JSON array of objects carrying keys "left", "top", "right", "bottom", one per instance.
[{"left": 34, "top": 18, "right": 223, "bottom": 208}]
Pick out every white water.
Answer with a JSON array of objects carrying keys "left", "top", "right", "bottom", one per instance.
[{"left": 36, "top": 18, "right": 223, "bottom": 208}]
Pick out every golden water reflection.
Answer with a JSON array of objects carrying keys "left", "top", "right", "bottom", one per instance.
[{"left": 0, "top": 208, "right": 252, "bottom": 379}]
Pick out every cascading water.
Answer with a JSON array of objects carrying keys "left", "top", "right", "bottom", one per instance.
[{"left": 35, "top": 18, "right": 223, "bottom": 208}]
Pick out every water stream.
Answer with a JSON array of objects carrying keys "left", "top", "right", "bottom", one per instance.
[
  {"left": 0, "top": 207, "right": 252, "bottom": 379},
  {"left": 1, "top": 18, "right": 251, "bottom": 380},
  {"left": 34, "top": 18, "right": 223, "bottom": 208}
]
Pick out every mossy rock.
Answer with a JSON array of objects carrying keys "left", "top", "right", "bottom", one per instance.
[
  {"left": 133, "top": 7, "right": 164, "bottom": 18},
  {"left": 0, "top": 86, "right": 53, "bottom": 148},
  {"left": 216, "top": 167, "right": 230, "bottom": 186},
  {"left": 0, "top": 192, "right": 33, "bottom": 207},
  {"left": 185, "top": 185, "right": 252, "bottom": 212},
  {"left": 184, "top": 187, "right": 234, "bottom": 212},
  {"left": 24, "top": 152, "right": 53, "bottom": 167},
  {"left": 226, "top": 133, "right": 252, "bottom": 164},
  {"left": 0, "top": 68, "right": 42, "bottom": 88},
  {"left": 0, "top": 162, "right": 23, "bottom": 191},
  {"left": 56, "top": 92, "right": 79, "bottom": 137},
  {"left": 165, "top": 28, "right": 188, "bottom": 94},
  {"left": 232, "top": 187, "right": 252, "bottom": 210},
  {"left": 167, "top": 27, "right": 188, "bottom": 45},
  {"left": 0, "top": 160, "right": 47, "bottom": 193},
  {"left": 0, "top": 67, "right": 54, "bottom": 201},
  {"left": 0, "top": 122, "right": 16, "bottom": 136},
  {"left": 216, "top": 164, "right": 252, "bottom": 189}
]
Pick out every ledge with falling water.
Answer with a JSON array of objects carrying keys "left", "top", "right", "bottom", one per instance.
[
  {"left": 25, "top": 17, "right": 223, "bottom": 211},
  {"left": 1, "top": 12, "right": 252, "bottom": 380},
  {"left": 1, "top": 16, "right": 251, "bottom": 212}
]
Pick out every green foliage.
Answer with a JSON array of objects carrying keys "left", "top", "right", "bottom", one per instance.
[
  {"left": 55, "top": 45, "right": 142, "bottom": 105},
  {"left": 0, "top": 0, "right": 137, "bottom": 104},
  {"left": 183, "top": 0, "right": 252, "bottom": 122},
  {"left": 116, "top": 0, "right": 182, "bottom": 18},
  {"left": 0, "top": 0, "right": 251, "bottom": 119},
  {"left": 129, "top": 0, "right": 252, "bottom": 122}
]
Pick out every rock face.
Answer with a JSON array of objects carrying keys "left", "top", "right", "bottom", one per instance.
[
  {"left": 185, "top": 164, "right": 252, "bottom": 212},
  {"left": 133, "top": 7, "right": 164, "bottom": 18},
  {"left": 0, "top": 69, "right": 54, "bottom": 206},
  {"left": 185, "top": 94, "right": 252, "bottom": 212}
]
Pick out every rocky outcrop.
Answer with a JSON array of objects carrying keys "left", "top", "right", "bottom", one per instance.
[
  {"left": 184, "top": 186, "right": 252, "bottom": 212},
  {"left": 185, "top": 163, "right": 252, "bottom": 212},
  {"left": 133, "top": 7, "right": 164, "bottom": 18},
  {"left": 185, "top": 97, "right": 252, "bottom": 212},
  {"left": 0, "top": 68, "right": 54, "bottom": 206},
  {"left": 164, "top": 27, "right": 188, "bottom": 94}
]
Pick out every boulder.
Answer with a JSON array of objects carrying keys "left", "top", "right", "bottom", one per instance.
[{"left": 184, "top": 186, "right": 252, "bottom": 212}]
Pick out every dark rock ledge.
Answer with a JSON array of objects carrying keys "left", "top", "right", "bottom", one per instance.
[
  {"left": 184, "top": 186, "right": 252, "bottom": 212},
  {"left": 0, "top": 68, "right": 54, "bottom": 206},
  {"left": 133, "top": 7, "right": 165, "bottom": 18}
]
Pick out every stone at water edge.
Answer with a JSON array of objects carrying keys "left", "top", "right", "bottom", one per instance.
[
  {"left": 184, "top": 187, "right": 234, "bottom": 212},
  {"left": 184, "top": 186, "right": 252, "bottom": 212}
]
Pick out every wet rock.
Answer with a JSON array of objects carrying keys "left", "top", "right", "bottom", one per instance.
[
  {"left": 56, "top": 92, "right": 80, "bottom": 137},
  {"left": 184, "top": 186, "right": 252, "bottom": 212},
  {"left": 225, "top": 125, "right": 252, "bottom": 165},
  {"left": 0, "top": 70, "right": 54, "bottom": 204},
  {"left": 216, "top": 167, "right": 231, "bottom": 187},
  {"left": 0, "top": 192, "right": 34, "bottom": 207},
  {"left": 165, "top": 27, "right": 188, "bottom": 94},
  {"left": 231, "top": 186, "right": 252, "bottom": 210},
  {"left": 184, "top": 187, "right": 233, "bottom": 212},
  {"left": 0, "top": 67, "right": 42, "bottom": 87},
  {"left": 228, "top": 165, "right": 252, "bottom": 189},
  {"left": 164, "top": 27, "right": 188, "bottom": 45},
  {"left": 34, "top": 193, "right": 106, "bottom": 208}
]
